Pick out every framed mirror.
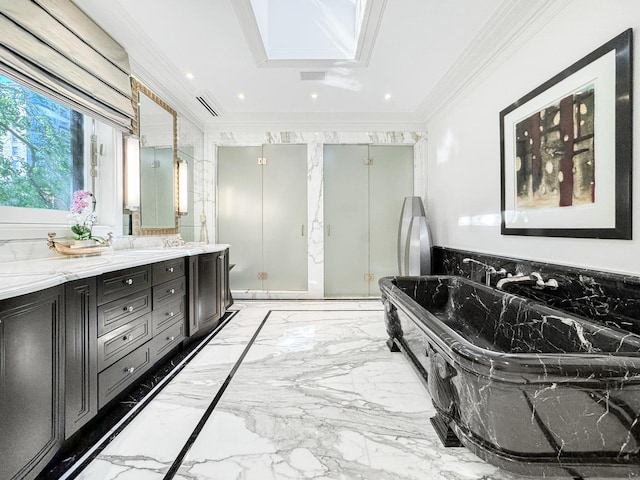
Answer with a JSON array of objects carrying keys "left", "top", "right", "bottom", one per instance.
[{"left": 130, "top": 78, "right": 178, "bottom": 235}]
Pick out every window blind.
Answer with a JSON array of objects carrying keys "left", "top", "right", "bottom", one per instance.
[{"left": 0, "top": 0, "right": 134, "bottom": 130}]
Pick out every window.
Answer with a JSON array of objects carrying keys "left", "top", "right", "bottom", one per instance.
[{"left": 0, "top": 74, "right": 84, "bottom": 211}]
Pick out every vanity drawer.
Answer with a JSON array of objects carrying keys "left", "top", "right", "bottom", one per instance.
[
  {"left": 152, "top": 258, "right": 185, "bottom": 286},
  {"left": 152, "top": 277, "right": 185, "bottom": 309},
  {"left": 150, "top": 317, "right": 185, "bottom": 362},
  {"left": 98, "top": 343, "right": 152, "bottom": 409},
  {"left": 152, "top": 297, "right": 185, "bottom": 335},
  {"left": 97, "top": 313, "right": 152, "bottom": 371},
  {"left": 97, "top": 289, "right": 151, "bottom": 336},
  {"left": 97, "top": 266, "right": 151, "bottom": 305}
]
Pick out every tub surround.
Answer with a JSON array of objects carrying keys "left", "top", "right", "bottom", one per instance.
[
  {"left": 434, "top": 246, "right": 640, "bottom": 337},
  {"left": 380, "top": 275, "right": 640, "bottom": 477}
]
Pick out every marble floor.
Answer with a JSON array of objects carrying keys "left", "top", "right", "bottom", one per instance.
[{"left": 58, "top": 301, "right": 628, "bottom": 480}]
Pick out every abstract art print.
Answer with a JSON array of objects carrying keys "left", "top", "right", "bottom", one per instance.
[
  {"left": 500, "top": 29, "right": 632, "bottom": 239},
  {"left": 514, "top": 84, "right": 595, "bottom": 211}
]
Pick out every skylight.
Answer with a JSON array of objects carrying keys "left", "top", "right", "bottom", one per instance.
[
  {"left": 234, "top": 0, "right": 383, "bottom": 66},
  {"left": 250, "top": 0, "right": 367, "bottom": 60}
]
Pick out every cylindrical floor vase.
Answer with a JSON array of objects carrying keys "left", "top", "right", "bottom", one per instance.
[
  {"left": 404, "top": 215, "right": 432, "bottom": 276},
  {"left": 398, "top": 196, "right": 426, "bottom": 274}
]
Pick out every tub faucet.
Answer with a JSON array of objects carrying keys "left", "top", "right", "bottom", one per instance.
[
  {"left": 496, "top": 272, "right": 559, "bottom": 290},
  {"left": 462, "top": 258, "right": 506, "bottom": 286}
]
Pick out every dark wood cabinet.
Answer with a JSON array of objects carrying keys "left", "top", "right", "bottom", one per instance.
[
  {"left": 64, "top": 278, "right": 98, "bottom": 439},
  {"left": 187, "top": 255, "right": 199, "bottom": 337},
  {"left": 0, "top": 286, "right": 64, "bottom": 480},
  {"left": 95, "top": 265, "right": 153, "bottom": 409},
  {"left": 187, "top": 250, "right": 231, "bottom": 339},
  {"left": 1, "top": 251, "right": 228, "bottom": 479},
  {"left": 218, "top": 249, "right": 233, "bottom": 315},
  {"left": 97, "top": 265, "right": 151, "bottom": 305},
  {"left": 198, "top": 252, "right": 221, "bottom": 329}
]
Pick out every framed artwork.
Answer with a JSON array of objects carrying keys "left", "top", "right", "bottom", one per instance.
[{"left": 500, "top": 29, "right": 632, "bottom": 239}]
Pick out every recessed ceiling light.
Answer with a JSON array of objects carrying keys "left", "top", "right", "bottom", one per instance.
[
  {"left": 384, "top": 93, "right": 392, "bottom": 100},
  {"left": 185, "top": 72, "right": 194, "bottom": 80},
  {"left": 238, "top": 93, "right": 245, "bottom": 100},
  {"left": 311, "top": 92, "right": 318, "bottom": 100}
]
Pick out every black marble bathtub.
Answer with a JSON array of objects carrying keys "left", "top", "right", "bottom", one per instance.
[{"left": 379, "top": 275, "right": 640, "bottom": 477}]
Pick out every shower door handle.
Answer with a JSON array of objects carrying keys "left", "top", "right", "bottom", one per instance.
[
  {"left": 301, "top": 224, "right": 305, "bottom": 236},
  {"left": 327, "top": 224, "right": 331, "bottom": 236}
]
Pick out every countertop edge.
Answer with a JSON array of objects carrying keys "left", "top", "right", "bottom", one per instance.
[{"left": 0, "top": 244, "right": 230, "bottom": 301}]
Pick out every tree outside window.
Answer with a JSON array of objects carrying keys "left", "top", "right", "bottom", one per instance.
[{"left": 0, "top": 74, "right": 84, "bottom": 211}]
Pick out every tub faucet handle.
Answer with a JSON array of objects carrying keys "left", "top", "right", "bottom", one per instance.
[
  {"left": 530, "top": 272, "right": 559, "bottom": 290},
  {"left": 462, "top": 258, "right": 505, "bottom": 286},
  {"left": 545, "top": 279, "right": 559, "bottom": 289}
]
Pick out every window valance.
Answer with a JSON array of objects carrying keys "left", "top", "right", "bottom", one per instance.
[{"left": 0, "top": 0, "right": 134, "bottom": 130}]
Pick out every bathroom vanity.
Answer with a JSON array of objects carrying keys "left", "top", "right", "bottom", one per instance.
[{"left": 0, "top": 246, "right": 231, "bottom": 480}]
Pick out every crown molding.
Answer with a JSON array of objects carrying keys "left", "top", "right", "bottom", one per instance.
[
  {"left": 415, "top": 0, "right": 573, "bottom": 122},
  {"left": 78, "top": 0, "right": 219, "bottom": 128}
]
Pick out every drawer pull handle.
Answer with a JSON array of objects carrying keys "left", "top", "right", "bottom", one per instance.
[
  {"left": 122, "top": 335, "right": 131, "bottom": 341},
  {"left": 125, "top": 367, "right": 135, "bottom": 373},
  {"left": 167, "top": 336, "right": 175, "bottom": 341},
  {"left": 167, "top": 311, "right": 175, "bottom": 317},
  {"left": 126, "top": 306, "right": 134, "bottom": 312},
  {"left": 168, "top": 288, "right": 175, "bottom": 294},
  {"left": 167, "top": 267, "right": 174, "bottom": 273},
  {"left": 124, "top": 278, "right": 133, "bottom": 285}
]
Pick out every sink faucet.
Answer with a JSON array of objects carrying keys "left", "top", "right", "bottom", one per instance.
[
  {"left": 462, "top": 258, "right": 506, "bottom": 286},
  {"left": 496, "top": 272, "right": 559, "bottom": 290}
]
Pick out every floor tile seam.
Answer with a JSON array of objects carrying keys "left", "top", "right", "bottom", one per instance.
[
  {"left": 162, "top": 309, "right": 274, "bottom": 479},
  {"left": 230, "top": 310, "right": 384, "bottom": 315},
  {"left": 58, "top": 311, "right": 238, "bottom": 480}
]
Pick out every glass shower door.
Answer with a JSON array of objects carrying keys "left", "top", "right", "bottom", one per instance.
[
  {"left": 324, "top": 145, "right": 370, "bottom": 297},
  {"left": 218, "top": 146, "right": 263, "bottom": 290},
  {"left": 324, "top": 144, "right": 414, "bottom": 297},
  {"left": 262, "top": 144, "right": 308, "bottom": 291},
  {"left": 368, "top": 145, "right": 414, "bottom": 285},
  {"left": 218, "top": 144, "right": 308, "bottom": 292}
]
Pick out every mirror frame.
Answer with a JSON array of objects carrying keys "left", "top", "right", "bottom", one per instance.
[{"left": 130, "top": 77, "right": 179, "bottom": 235}]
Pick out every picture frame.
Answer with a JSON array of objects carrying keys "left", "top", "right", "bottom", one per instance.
[{"left": 500, "top": 29, "right": 632, "bottom": 239}]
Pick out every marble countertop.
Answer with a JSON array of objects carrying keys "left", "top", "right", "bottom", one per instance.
[{"left": 0, "top": 244, "right": 229, "bottom": 301}]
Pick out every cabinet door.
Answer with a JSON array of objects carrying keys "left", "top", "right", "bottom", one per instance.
[
  {"left": 324, "top": 145, "right": 370, "bottom": 297},
  {"left": 217, "top": 249, "right": 228, "bottom": 318},
  {"left": 218, "top": 146, "right": 263, "bottom": 290},
  {"left": 187, "top": 255, "right": 200, "bottom": 337},
  {"left": 65, "top": 279, "right": 98, "bottom": 439},
  {"left": 0, "top": 286, "right": 64, "bottom": 480},
  {"left": 197, "top": 252, "right": 220, "bottom": 328}
]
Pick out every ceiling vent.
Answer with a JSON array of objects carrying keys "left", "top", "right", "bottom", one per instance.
[
  {"left": 196, "top": 96, "right": 219, "bottom": 117},
  {"left": 300, "top": 71, "right": 326, "bottom": 81}
]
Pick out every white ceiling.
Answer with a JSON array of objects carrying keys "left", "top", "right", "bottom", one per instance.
[{"left": 72, "top": 0, "right": 561, "bottom": 130}]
